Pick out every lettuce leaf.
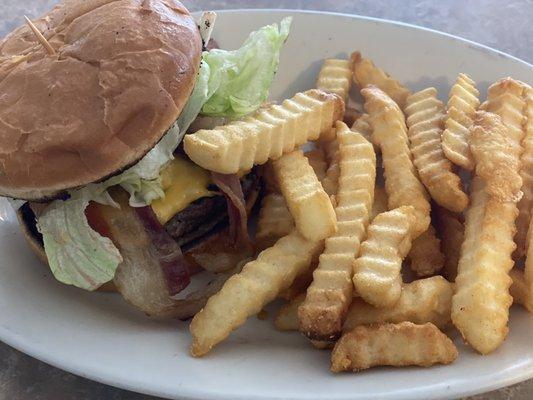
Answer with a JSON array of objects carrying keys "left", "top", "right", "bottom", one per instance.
[
  {"left": 37, "top": 196, "right": 123, "bottom": 291},
  {"left": 201, "top": 17, "right": 291, "bottom": 117},
  {"left": 36, "top": 18, "right": 291, "bottom": 291}
]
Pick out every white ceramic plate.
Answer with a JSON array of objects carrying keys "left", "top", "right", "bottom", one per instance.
[{"left": 1, "top": 9, "right": 532, "bottom": 400}]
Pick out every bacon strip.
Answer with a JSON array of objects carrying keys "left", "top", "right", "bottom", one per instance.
[
  {"left": 134, "top": 206, "right": 191, "bottom": 296},
  {"left": 211, "top": 172, "right": 251, "bottom": 248}
]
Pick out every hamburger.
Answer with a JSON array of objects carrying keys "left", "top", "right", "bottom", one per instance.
[{"left": 2, "top": 0, "right": 290, "bottom": 318}]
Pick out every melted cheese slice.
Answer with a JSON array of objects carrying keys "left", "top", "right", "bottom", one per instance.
[{"left": 151, "top": 156, "right": 213, "bottom": 225}]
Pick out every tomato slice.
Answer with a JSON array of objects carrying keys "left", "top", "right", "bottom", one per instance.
[{"left": 85, "top": 201, "right": 113, "bottom": 239}]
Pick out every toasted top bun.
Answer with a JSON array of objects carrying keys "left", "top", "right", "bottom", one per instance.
[{"left": 0, "top": 0, "right": 202, "bottom": 200}]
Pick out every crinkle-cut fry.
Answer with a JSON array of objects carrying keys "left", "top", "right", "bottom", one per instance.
[
  {"left": 319, "top": 126, "right": 337, "bottom": 142},
  {"left": 256, "top": 193, "right": 294, "bottom": 250},
  {"left": 353, "top": 206, "right": 417, "bottom": 308},
  {"left": 183, "top": 89, "right": 344, "bottom": 174},
  {"left": 483, "top": 78, "right": 528, "bottom": 256},
  {"left": 523, "top": 216, "right": 533, "bottom": 310},
  {"left": 275, "top": 293, "right": 305, "bottom": 331},
  {"left": 371, "top": 185, "right": 388, "bottom": 220},
  {"left": 408, "top": 224, "right": 445, "bottom": 277},
  {"left": 452, "top": 178, "right": 518, "bottom": 354},
  {"left": 510, "top": 269, "right": 533, "bottom": 312},
  {"left": 442, "top": 73, "right": 480, "bottom": 170},
  {"left": 483, "top": 77, "right": 528, "bottom": 146},
  {"left": 279, "top": 260, "right": 316, "bottom": 301},
  {"left": 433, "top": 205, "right": 464, "bottom": 282},
  {"left": 276, "top": 292, "right": 337, "bottom": 348},
  {"left": 322, "top": 136, "right": 339, "bottom": 163},
  {"left": 470, "top": 111, "right": 523, "bottom": 203},
  {"left": 351, "top": 113, "right": 376, "bottom": 149},
  {"left": 299, "top": 122, "right": 376, "bottom": 341},
  {"left": 343, "top": 107, "right": 361, "bottom": 127},
  {"left": 404, "top": 88, "right": 468, "bottom": 212},
  {"left": 453, "top": 113, "right": 521, "bottom": 354},
  {"left": 514, "top": 86, "right": 533, "bottom": 258},
  {"left": 305, "top": 148, "right": 328, "bottom": 183},
  {"left": 361, "top": 86, "right": 431, "bottom": 238},
  {"left": 331, "top": 322, "right": 458, "bottom": 372},
  {"left": 273, "top": 150, "right": 337, "bottom": 241},
  {"left": 316, "top": 58, "right": 353, "bottom": 101},
  {"left": 274, "top": 294, "right": 336, "bottom": 350},
  {"left": 189, "top": 231, "right": 323, "bottom": 356},
  {"left": 320, "top": 138, "right": 340, "bottom": 197},
  {"left": 311, "top": 340, "right": 333, "bottom": 349},
  {"left": 344, "top": 276, "right": 453, "bottom": 331},
  {"left": 350, "top": 51, "right": 411, "bottom": 109}
]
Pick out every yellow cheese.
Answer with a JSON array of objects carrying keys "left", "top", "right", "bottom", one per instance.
[{"left": 151, "top": 156, "right": 213, "bottom": 224}]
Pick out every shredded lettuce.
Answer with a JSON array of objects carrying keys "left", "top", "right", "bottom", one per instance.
[
  {"left": 201, "top": 17, "right": 291, "bottom": 117},
  {"left": 36, "top": 18, "right": 291, "bottom": 291}
]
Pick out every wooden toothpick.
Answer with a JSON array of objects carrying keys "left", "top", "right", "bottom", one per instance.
[{"left": 23, "top": 15, "right": 55, "bottom": 55}]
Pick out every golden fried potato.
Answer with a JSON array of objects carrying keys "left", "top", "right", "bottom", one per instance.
[
  {"left": 353, "top": 206, "right": 417, "bottom": 308},
  {"left": 189, "top": 231, "right": 323, "bottom": 356},
  {"left": 319, "top": 126, "right": 338, "bottom": 142},
  {"left": 316, "top": 58, "right": 353, "bottom": 101},
  {"left": 452, "top": 178, "right": 518, "bottom": 354},
  {"left": 184, "top": 89, "right": 344, "bottom": 174},
  {"left": 322, "top": 134, "right": 339, "bottom": 163},
  {"left": 404, "top": 88, "right": 468, "bottom": 212},
  {"left": 311, "top": 340, "right": 333, "bottom": 349},
  {"left": 483, "top": 79, "right": 529, "bottom": 258},
  {"left": 522, "top": 216, "right": 533, "bottom": 311},
  {"left": 278, "top": 268, "right": 314, "bottom": 301},
  {"left": 452, "top": 111, "right": 522, "bottom": 354},
  {"left": 351, "top": 113, "right": 375, "bottom": 150},
  {"left": 344, "top": 276, "right": 453, "bottom": 331},
  {"left": 299, "top": 122, "right": 376, "bottom": 341},
  {"left": 408, "top": 224, "right": 445, "bottom": 277},
  {"left": 442, "top": 73, "right": 480, "bottom": 170},
  {"left": 305, "top": 148, "right": 328, "bottom": 183},
  {"left": 433, "top": 206, "right": 464, "bottom": 282},
  {"left": 273, "top": 150, "right": 337, "bottom": 241},
  {"left": 510, "top": 269, "right": 532, "bottom": 312},
  {"left": 343, "top": 106, "right": 361, "bottom": 127},
  {"left": 275, "top": 293, "right": 305, "bottom": 331},
  {"left": 256, "top": 193, "right": 294, "bottom": 250},
  {"left": 469, "top": 111, "right": 522, "bottom": 203},
  {"left": 371, "top": 185, "right": 388, "bottom": 220},
  {"left": 514, "top": 85, "right": 533, "bottom": 258},
  {"left": 331, "top": 322, "right": 458, "bottom": 372},
  {"left": 350, "top": 51, "right": 411, "bottom": 108},
  {"left": 361, "top": 86, "right": 430, "bottom": 238},
  {"left": 320, "top": 138, "right": 340, "bottom": 197},
  {"left": 274, "top": 294, "right": 334, "bottom": 349},
  {"left": 279, "top": 256, "right": 318, "bottom": 301},
  {"left": 483, "top": 77, "right": 527, "bottom": 145}
]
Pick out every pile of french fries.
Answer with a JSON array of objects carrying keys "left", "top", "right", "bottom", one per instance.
[{"left": 183, "top": 50, "right": 533, "bottom": 372}]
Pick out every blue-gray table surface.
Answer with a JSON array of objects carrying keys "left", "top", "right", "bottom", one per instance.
[{"left": 0, "top": 1, "right": 531, "bottom": 399}]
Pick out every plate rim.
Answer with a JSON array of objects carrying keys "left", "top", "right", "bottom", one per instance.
[
  {"left": 205, "top": 8, "right": 532, "bottom": 68},
  {"left": 1, "top": 8, "right": 532, "bottom": 400}
]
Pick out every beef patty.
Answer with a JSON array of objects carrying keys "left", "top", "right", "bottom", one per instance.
[
  {"left": 164, "top": 168, "right": 261, "bottom": 250},
  {"left": 19, "top": 169, "right": 262, "bottom": 253}
]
